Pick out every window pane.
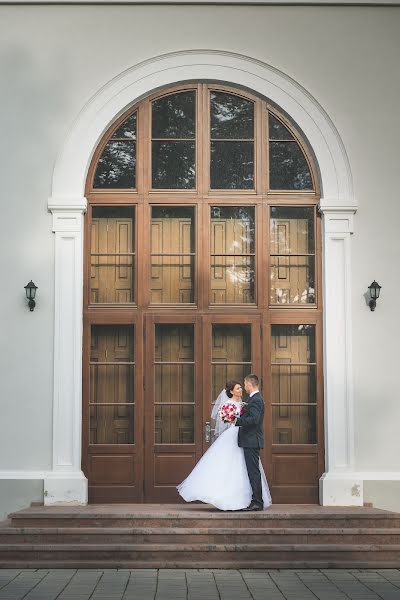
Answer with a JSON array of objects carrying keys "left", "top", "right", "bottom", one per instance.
[
  {"left": 90, "top": 404, "right": 134, "bottom": 444},
  {"left": 270, "top": 207, "right": 315, "bottom": 305},
  {"left": 271, "top": 324, "right": 316, "bottom": 363},
  {"left": 152, "top": 91, "right": 195, "bottom": 139},
  {"left": 91, "top": 325, "right": 134, "bottom": 362},
  {"left": 91, "top": 207, "right": 135, "bottom": 304},
  {"left": 212, "top": 324, "right": 251, "bottom": 403},
  {"left": 272, "top": 365, "right": 317, "bottom": 404},
  {"left": 210, "top": 92, "right": 254, "bottom": 139},
  {"left": 270, "top": 256, "right": 315, "bottom": 304},
  {"left": 112, "top": 112, "right": 137, "bottom": 140},
  {"left": 210, "top": 141, "right": 254, "bottom": 189},
  {"left": 93, "top": 140, "right": 135, "bottom": 189},
  {"left": 272, "top": 405, "right": 316, "bottom": 444},
  {"left": 90, "top": 365, "right": 135, "bottom": 404},
  {"left": 151, "top": 207, "right": 195, "bottom": 304},
  {"left": 155, "top": 405, "right": 194, "bottom": 444},
  {"left": 211, "top": 206, "right": 255, "bottom": 254},
  {"left": 152, "top": 141, "right": 195, "bottom": 189},
  {"left": 269, "top": 114, "right": 294, "bottom": 141},
  {"left": 211, "top": 256, "right": 254, "bottom": 304},
  {"left": 269, "top": 141, "right": 313, "bottom": 190},
  {"left": 155, "top": 324, "right": 195, "bottom": 444}
]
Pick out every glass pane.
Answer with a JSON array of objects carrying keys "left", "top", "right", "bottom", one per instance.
[
  {"left": 272, "top": 405, "right": 316, "bottom": 444},
  {"left": 152, "top": 141, "right": 195, "bottom": 189},
  {"left": 270, "top": 256, "right": 315, "bottom": 304},
  {"left": 270, "top": 207, "right": 314, "bottom": 254},
  {"left": 91, "top": 325, "right": 134, "bottom": 362},
  {"left": 90, "top": 404, "right": 134, "bottom": 444},
  {"left": 212, "top": 323, "right": 251, "bottom": 404},
  {"left": 211, "top": 206, "right": 255, "bottom": 254},
  {"left": 269, "top": 114, "right": 294, "bottom": 141},
  {"left": 155, "top": 405, "right": 194, "bottom": 444},
  {"left": 155, "top": 365, "right": 194, "bottom": 403},
  {"left": 210, "top": 92, "right": 254, "bottom": 139},
  {"left": 210, "top": 141, "right": 254, "bottom": 189},
  {"left": 269, "top": 141, "right": 313, "bottom": 190},
  {"left": 210, "top": 256, "right": 255, "bottom": 304},
  {"left": 272, "top": 365, "right": 317, "bottom": 404},
  {"left": 90, "top": 365, "right": 135, "bottom": 404},
  {"left": 112, "top": 113, "right": 137, "bottom": 140},
  {"left": 271, "top": 324, "right": 316, "bottom": 364},
  {"left": 152, "top": 91, "right": 196, "bottom": 138},
  {"left": 93, "top": 140, "right": 135, "bottom": 189},
  {"left": 151, "top": 207, "right": 195, "bottom": 304},
  {"left": 91, "top": 207, "right": 135, "bottom": 304}
]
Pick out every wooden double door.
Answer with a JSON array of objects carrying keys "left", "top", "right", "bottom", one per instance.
[{"left": 84, "top": 312, "right": 323, "bottom": 504}]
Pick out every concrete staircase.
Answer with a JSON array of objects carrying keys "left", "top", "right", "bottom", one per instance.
[{"left": 1, "top": 504, "right": 400, "bottom": 568}]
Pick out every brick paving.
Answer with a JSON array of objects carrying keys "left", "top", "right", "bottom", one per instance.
[{"left": 1, "top": 569, "right": 400, "bottom": 600}]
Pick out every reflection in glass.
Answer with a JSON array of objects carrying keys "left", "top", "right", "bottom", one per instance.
[
  {"left": 270, "top": 207, "right": 315, "bottom": 305},
  {"left": 154, "top": 324, "right": 195, "bottom": 444},
  {"left": 268, "top": 114, "right": 294, "bottom": 141},
  {"left": 155, "top": 405, "right": 194, "bottom": 444},
  {"left": 155, "top": 365, "right": 194, "bottom": 403},
  {"left": 271, "top": 365, "right": 317, "bottom": 405},
  {"left": 271, "top": 324, "right": 316, "bottom": 445},
  {"left": 91, "top": 206, "right": 135, "bottom": 304},
  {"left": 90, "top": 365, "right": 135, "bottom": 404},
  {"left": 210, "top": 92, "right": 254, "bottom": 139},
  {"left": 271, "top": 324, "right": 315, "bottom": 363},
  {"left": 151, "top": 207, "right": 195, "bottom": 304},
  {"left": 152, "top": 91, "right": 196, "bottom": 139},
  {"left": 152, "top": 141, "right": 195, "bottom": 189},
  {"left": 90, "top": 325, "right": 135, "bottom": 445},
  {"left": 210, "top": 141, "right": 254, "bottom": 189},
  {"left": 272, "top": 405, "right": 316, "bottom": 444},
  {"left": 93, "top": 140, "right": 136, "bottom": 189},
  {"left": 112, "top": 113, "right": 137, "bottom": 140},
  {"left": 269, "top": 141, "right": 313, "bottom": 190},
  {"left": 210, "top": 206, "right": 255, "bottom": 304},
  {"left": 90, "top": 404, "right": 134, "bottom": 444},
  {"left": 211, "top": 256, "right": 254, "bottom": 303},
  {"left": 211, "top": 324, "right": 251, "bottom": 402}
]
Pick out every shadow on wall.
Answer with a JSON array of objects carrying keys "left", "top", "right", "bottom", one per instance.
[{"left": 0, "top": 481, "right": 44, "bottom": 522}]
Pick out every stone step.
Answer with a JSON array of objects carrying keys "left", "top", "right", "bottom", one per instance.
[
  {"left": 9, "top": 512, "right": 400, "bottom": 530},
  {"left": 1, "top": 543, "right": 400, "bottom": 569},
  {"left": 2, "top": 526, "right": 400, "bottom": 545}
]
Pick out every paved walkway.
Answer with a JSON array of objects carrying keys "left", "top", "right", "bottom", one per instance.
[{"left": 1, "top": 569, "right": 400, "bottom": 600}]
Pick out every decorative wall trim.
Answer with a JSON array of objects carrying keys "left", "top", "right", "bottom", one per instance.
[{"left": 47, "top": 50, "right": 356, "bottom": 506}]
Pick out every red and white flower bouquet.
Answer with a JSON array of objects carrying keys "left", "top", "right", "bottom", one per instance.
[{"left": 218, "top": 401, "right": 246, "bottom": 424}]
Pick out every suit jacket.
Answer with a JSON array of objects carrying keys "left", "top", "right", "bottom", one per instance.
[{"left": 235, "top": 391, "right": 265, "bottom": 448}]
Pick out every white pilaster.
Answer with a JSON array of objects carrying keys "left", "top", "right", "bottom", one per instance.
[
  {"left": 319, "top": 206, "right": 360, "bottom": 505},
  {"left": 44, "top": 198, "right": 88, "bottom": 505}
]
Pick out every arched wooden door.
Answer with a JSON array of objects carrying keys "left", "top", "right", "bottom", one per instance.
[{"left": 82, "top": 84, "right": 324, "bottom": 504}]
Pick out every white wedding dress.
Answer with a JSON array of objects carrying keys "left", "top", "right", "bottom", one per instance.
[{"left": 177, "top": 397, "right": 272, "bottom": 511}]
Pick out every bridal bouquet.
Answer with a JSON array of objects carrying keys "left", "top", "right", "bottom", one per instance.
[{"left": 218, "top": 401, "right": 246, "bottom": 424}]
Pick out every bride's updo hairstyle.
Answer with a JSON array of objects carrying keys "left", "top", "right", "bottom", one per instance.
[{"left": 225, "top": 380, "right": 241, "bottom": 398}]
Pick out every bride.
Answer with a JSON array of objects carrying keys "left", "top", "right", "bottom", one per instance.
[{"left": 177, "top": 380, "right": 272, "bottom": 511}]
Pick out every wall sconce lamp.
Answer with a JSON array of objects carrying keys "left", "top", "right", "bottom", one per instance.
[
  {"left": 368, "top": 280, "right": 381, "bottom": 311},
  {"left": 24, "top": 280, "right": 38, "bottom": 311}
]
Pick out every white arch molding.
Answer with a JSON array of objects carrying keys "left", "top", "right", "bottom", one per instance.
[{"left": 46, "top": 50, "right": 359, "bottom": 506}]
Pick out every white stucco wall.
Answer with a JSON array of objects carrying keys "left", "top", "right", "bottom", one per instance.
[{"left": 0, "top": 5, "right": 399, "bottom": 513}]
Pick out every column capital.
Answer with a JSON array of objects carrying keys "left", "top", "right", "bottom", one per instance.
[
  {"left": 48, "top": 195, "right": 87, "bottom": 213},
  {"left": 319, "top": 205, "right": 358, "bottom": 235}
]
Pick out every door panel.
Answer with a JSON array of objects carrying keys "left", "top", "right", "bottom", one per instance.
[{"left": 144, "top": 316, "right": 202, "bottom": 502}]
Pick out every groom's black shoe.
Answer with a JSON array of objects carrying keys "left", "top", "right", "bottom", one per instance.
[{"left": 242, "top": 502, "right": 263, "bottom": 512}]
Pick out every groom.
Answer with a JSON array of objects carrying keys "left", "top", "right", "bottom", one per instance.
[{"left": 235, "top": 374, "right": 264, "bottom": 511}]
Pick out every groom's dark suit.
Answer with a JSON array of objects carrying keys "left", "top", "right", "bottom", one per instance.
[{"left": 235, "top": 391, "right": 264, "bottom": 508}]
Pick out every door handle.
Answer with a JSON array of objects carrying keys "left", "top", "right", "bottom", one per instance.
[{"left": 204, "top": 421, "right": 211, "bottom": 443}]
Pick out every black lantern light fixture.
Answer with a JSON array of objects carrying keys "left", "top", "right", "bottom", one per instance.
[
  {"left": 24, "top": 280, "right": 38, "bottom": 311},
  {"left": 368, "top": 280, "right": 381, "bottom": 311}
]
